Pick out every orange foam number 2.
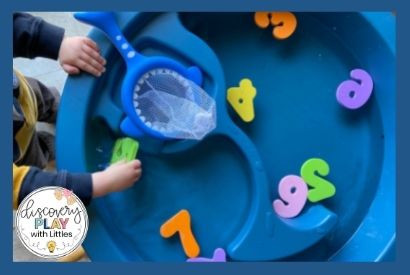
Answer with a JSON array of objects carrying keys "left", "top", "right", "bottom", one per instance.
[
  {"left": 254, "top": 12, "right": 297, "bottom": 40},
  {"left": 160, "top": 209, "right": 200, "bottom": 258}
]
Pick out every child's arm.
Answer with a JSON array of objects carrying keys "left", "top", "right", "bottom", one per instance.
[
  {"left": 13, "top": 163, "right": 92, "bottom": 209},
  {"left": 13, "top": 12, "right": 106, "bottom": 77},
  {"left": 92, "top": 160, "right": 142, "bottom": 198},
  {"left": 13, "top": 160, "right": 141, "bottom": 209},
  {"left": 13, "top": 12, "right": 65, "bottom": 59}
]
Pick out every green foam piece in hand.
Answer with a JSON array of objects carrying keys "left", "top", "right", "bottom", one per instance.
[{"left": 110, "top": 137, "right": 139, "bottom": 164}]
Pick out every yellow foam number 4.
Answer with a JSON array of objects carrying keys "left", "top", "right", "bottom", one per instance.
[
  {"left": 300, "top": 158, "right": 336, "bottom": 203},
  {"left": 227, "top": 79, "right": 257, "bottom": 122}
]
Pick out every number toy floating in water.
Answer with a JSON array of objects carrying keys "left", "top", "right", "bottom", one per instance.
[
  {"left": 273, "top": 175, "right": 308, "bottom": 218},
  {"left": 301, "top": 158, "right": 336, "bottom": 202},
  {"left": 160, "top": 209, "right": 200, "bottom": 258},
  {"left": 254, "top": 12, "right": 297, "bottom": 40},
  {"left": 187, "top": 248, "right": 227, "bottom": 262},
  {"left": 75, "top": 12, "right": 216, "bottom": 141},
  {"left": 336, "top": 69, "right": 373, "bottom": 109},
  {"left": 227, "top": 79, "right": 257, "bottom": 122}
]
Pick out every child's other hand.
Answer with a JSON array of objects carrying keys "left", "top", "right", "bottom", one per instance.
[
  {"left": 92, "top": 160, "right": 142, "bottom": 198},
  {"left": 58, "top": 36, "right": 106, "bottom": 77}
]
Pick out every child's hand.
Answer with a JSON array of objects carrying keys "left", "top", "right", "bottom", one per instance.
[
  {"left": 58, "top": 36, "right": 106, "bottom": 77},
  {"left": 92, "top": 160, "right": 142, "bottom": 198}
]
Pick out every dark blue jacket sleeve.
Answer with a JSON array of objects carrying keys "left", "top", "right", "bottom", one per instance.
[
  {"left": 18, "top": 168, "right": 93, "bottom": 206},
  {"left": 13, "top": 12, "right": 65, "bottom": 59}
]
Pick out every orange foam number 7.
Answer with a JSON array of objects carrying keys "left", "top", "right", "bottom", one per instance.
[
  {"left": 160, "top": 209, "right": 200, "bottom": 258},
  {"left": 300, "top": 158, "right": 336, "bottom": 202}
]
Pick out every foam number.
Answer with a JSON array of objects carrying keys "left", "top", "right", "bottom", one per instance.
[
  {"left": 336, "top": 69, "right": 373, "bottom": 109},
  {"left": 227, "top": 79, "right": 257, "bottom": 122},
  {"left": 273, "top": 175, "right": 308, "bottom": 218},
  {"left": 301, "top": 158, "right": 336, "bottom": 202},
  {"left": 110, "top": 137, "right": 139, "bottom": 164},
  {"left": 160, "top": 209, "right": 200, "bottom": 258},
  {"left": 187, "top": 248, "right": 227, "bottom": 262},
  {"left": 254, "top": 12, "right": 297, "bottom": 40}
]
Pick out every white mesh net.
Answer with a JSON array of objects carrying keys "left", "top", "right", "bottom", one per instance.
[{"left": 133, "top": 68, "right": 216, "bottom": 140}]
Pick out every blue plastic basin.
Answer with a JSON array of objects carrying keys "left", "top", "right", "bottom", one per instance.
[{"left": 56, "top": 12, "right": 395, "bottom": 261}]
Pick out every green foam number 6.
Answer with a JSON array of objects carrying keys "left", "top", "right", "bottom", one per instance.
[{"left": 300, "top": 158, "right": 336, "bottom": 203}]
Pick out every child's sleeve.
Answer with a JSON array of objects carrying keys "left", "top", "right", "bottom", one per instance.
[
  {"left": 13, "top": 163, "right": 93, "bottom": 209},
  {"left": 13, "top": 12, "right": 65, "bottom": 59}
]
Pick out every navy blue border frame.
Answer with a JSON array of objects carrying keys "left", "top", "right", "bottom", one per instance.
[{"left": 2, "top": 1, "right": 409, "bottom": 274}]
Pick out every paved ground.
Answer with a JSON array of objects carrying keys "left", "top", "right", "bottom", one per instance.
[{"left": 13, "top": 12, "right": 92, "bottom": 262}]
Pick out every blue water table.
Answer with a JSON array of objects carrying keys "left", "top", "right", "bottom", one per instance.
[{"left": 56, "top": 12, "right": 395, "bottom": 261}]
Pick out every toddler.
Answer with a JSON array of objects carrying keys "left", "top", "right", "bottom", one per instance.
[{"left": 13, "top": 12, "right": 141, "bottom": 209}]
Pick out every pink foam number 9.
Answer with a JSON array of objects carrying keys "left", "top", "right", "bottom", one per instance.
[
  {"left": 273, "top": 175, "right": 308, "bottom": 218},
  {"left": 336, "top": 69, "right": 373, "bottom": 109}
]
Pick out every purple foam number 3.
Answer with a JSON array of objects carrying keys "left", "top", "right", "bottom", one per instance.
[
  {"left": 273, "top": 175, "right": 308, "bottom": 218},
  {"left": 187, "top": 248, "right": 227, "bottom": 262},
  {"left": 336, "top": 69, "right": 373, "bottom": 109}
]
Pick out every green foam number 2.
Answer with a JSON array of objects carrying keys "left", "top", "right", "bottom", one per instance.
[
  {"left": 110, "top": 137, "right": 139, "bottom": 164},
  {"left": 300, "top": 158, "right": 336, "bottom": 203}
]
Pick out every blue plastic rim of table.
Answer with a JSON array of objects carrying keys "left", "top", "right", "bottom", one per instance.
[{"left": 56, "top": 12, "right": 395, "bottom": 261}]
